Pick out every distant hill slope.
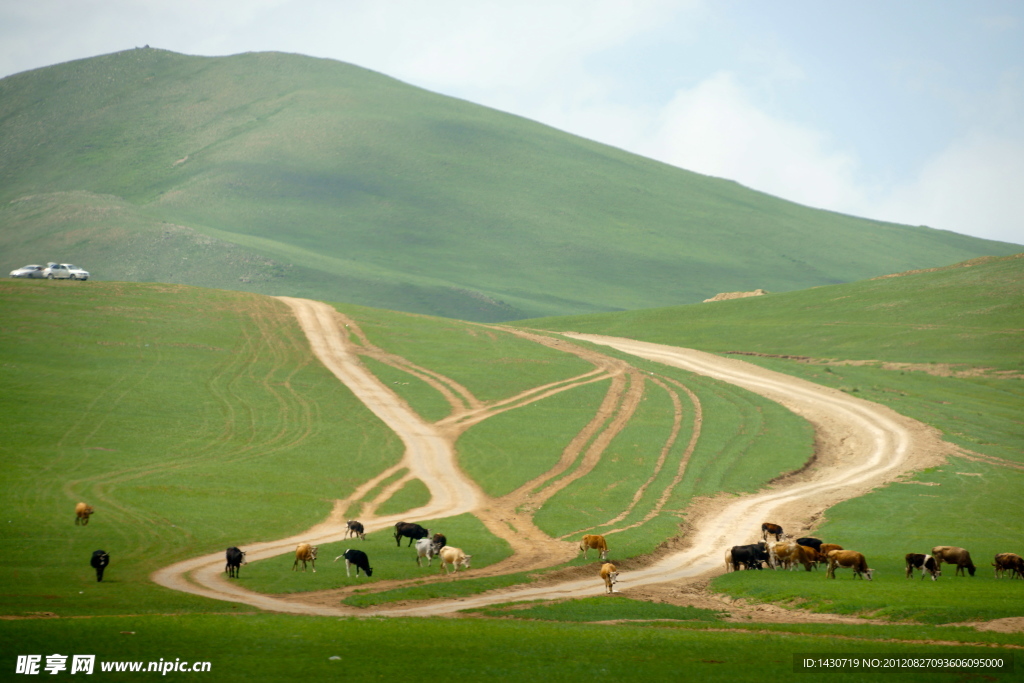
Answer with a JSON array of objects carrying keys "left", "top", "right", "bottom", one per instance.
[
  {"left": 527, "top": 253, "right": 1024, "bottom": 369},
  {"left": 1, "top": 48, "right": 1018, "bottom": 321}
]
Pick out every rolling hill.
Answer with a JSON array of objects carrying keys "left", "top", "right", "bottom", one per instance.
[{"left": 1, "top": 48, "right": 1018, "bottom": 321}]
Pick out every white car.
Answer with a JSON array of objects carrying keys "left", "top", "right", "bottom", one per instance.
[
  {"left": 10, "top": 264, "right": 47, "bottom": 278},
  {"left": 47, "top": 263, "right": 90, "bottom": 280}
]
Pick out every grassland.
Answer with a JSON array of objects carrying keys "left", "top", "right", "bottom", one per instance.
[{"left": 2, "top": 49, "right": 1018, "bottom": 321}]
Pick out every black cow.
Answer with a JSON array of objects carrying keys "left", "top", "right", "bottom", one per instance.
[
  {"left": 761, "top": 523, "right": 784, "bottom": 542},
  {"left": 795, "top": 537, "right": 824, "bottom": 552},
  {"left": 90, "top": 550, "right": 109, "bottom": 582},
  {"left": 905, "top": 553, "right": 941, "bottom": 581},
  {"left": 431, "top": 533, "right": 447, "bottom": 554},
  {"left": 394, "top": 521, "right": 430, "bottom": 547},
  {"left": 338, "top": 548, "right": 373, "bottom": 577},
  {"left": 731, "top": 542, "right": 770, "bottom": 571},
  {"left": 346, "top": 520, "right": 366, "bottom": 541},
  {"left": 225, "top": 547, "right": 247, "bottom": 578}
]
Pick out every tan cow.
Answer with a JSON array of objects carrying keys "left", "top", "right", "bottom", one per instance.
[
  {"left": 825, "top": 550, "right": 873, "bottom": 580},
  {"left": 818, "top": 543, "right": 843, "bottom": 560},
  {"left": 75, "top": 502, "right": 94, "bottom": 526},
  {"left": 439, "top": 546, "right": 472, "bottom": 575},
  {"left": 292, "top": 543, "right": 318, "bottom": 572},
  {"left": 579, "top": 534, "right": 609, "bottom": 561},
  {"left": 992, "top": 553, "right": 1024, "bottom": 579},
  {"left": 724, "top": 549, "right": 733, "bottom": 571},
  {"left": 600, "top": 563, "right": 619, "bottom": 594},
  {"left": 932, "top": 546, "right": 976, "bottom": 577},
  {"left": 770, "top": 541, "right": 816, "bottom": 571}
]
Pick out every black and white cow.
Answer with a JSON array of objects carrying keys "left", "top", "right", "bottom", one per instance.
[
  {"left": 905, "top": 553, "right": 941, "bottom": 581},
  {"left": 225, "top": 547, "right": 247, "bottom": 578},
  {"left": 394, "top": 521, "right": 430, "bottom": 547},
  {"left": 345, "top": 520, "right": 366, "bottom": 541},
  {"left": 336, "top": 548, "right": 373, "bottom": 577},
  {"left": 730, "top": 542, "right": 770, "bottom": 571},
  {"left": 90, "top": 550, "right": 109, "bottom": 582}
]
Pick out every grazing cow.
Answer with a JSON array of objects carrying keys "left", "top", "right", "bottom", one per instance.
[
  {"left": 825, "top": 550, "right": 873, "bottom": 580},
  {"left": 992, "top": 553, "right": 1024, "bottom": 579},
  {"left": 415, "top": 537, "right": 438, "bottom": 567},
  {"left": 334, "top": 548, "right": 373, "bottom": 577},
  {"left": 818, "top": 543, "right": 844, "bottom": 560},
  {"left": 292, "top": 543, "right": 318, "bottom": 572},
  {"left": 438, "top": 546, "right": 472, "bottom": 575},
  {"left": 761, "top": 522, "right": 784, "bottom": 542},
  {"left": 75, "top": 503, "right": 94, "bottom": 526},
  {"left": 931, "top": 546, "right": 976, "bottom": 577},
  {"left": 769, "top": 541, "right": 816, "bottom": 571},
  {"left": 600, "top": 563, "right": 619, "bottom": 594},
  {"left": 394, "top": 521, "right": 430, "bottom": 547},
  {"left": 345, "top": 520, "right": 366, "bottom": 541},
  {"left": 795, "top": 537, "right": 824, "bottom": 552},
  {"left": 579, "top": 534, "right": 609, "bottom": 561},
  {"left": 90, "top": 550, "right": 109, "bottom": 582},
  {"left": 731, "top": 542, "right": 770, "bottom": 571},
  {"left": 905, "top": 553, "right": 941, "bottom": 581},
  {"left": 225, "top": 547, "right": 247, "bottom": 578}
]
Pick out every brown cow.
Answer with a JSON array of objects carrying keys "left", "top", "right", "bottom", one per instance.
[
  {"left": 818, "top": 543, "right": 844, "bottom": 560},
  {"left": 75, "top": 503, "right": 94, "bottom": 526},
  {"left": 761, "top": 522, "right": 784, "bottom": 542},
  {"left": 579, "top": 534, "right": 609, "bottom": 561},
  {"left": 826, "top": 550, "right": 873, "bottom": 580},
  {"left": 932, "top": 546, "right": 976, "bottom": 577},
  {"left": 905, "top": 553, "right": 941, "bottom": 581},
  {"left": 292, "top": 543, "right": 318, "bottom": 572},
  {"left": 600, "top": 563, "right": 619, "bottom": 594},
  {"left": 345, "top": 520, "right": 366, "bottom": 541},
  {"left": 770, "top": 541, "right": 816, "bottom": 571},
  {"left": 992, "top": 553, "right": 1024, "bottom": 579}
]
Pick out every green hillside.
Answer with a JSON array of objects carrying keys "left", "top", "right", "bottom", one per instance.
[{"left": 1, "top": 48, "right": 1018, "bottom": 321}]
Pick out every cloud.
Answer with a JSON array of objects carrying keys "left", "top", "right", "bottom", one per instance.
[
  {"left": 642, "top": 72, "right": 867, "bottom": 211},
  {"left": 875, "top": 132, "right": 1024, "bottom": 244}
]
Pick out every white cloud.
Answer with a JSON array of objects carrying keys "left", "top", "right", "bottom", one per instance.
[
  {"left": 874, "top": 132, "right": 1024, "bottom": 244},
  {"left": 642, "top": 72, "right": 867, "bottom": 211}
]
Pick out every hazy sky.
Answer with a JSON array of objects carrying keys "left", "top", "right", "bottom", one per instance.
[{"left": 2, "top": 0, "right": 1022, "bottom": 245}]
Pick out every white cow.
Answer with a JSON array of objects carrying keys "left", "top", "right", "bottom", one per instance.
[
  {"left": 415, "top": 537, "right": 438, "bottom": 567},
  {"left": 438, "top": 546, "right": 472, "bottom": 575}
]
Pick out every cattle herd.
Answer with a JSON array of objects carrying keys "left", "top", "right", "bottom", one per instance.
[
  {"left": 72, "top": 503, "right": 1024, "bottom": 597},
  {"left": 722, "top": 522, "right": 1024, "bottom": 584}
]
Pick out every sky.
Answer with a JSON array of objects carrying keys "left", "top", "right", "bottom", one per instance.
[{"left": 2, "top": 0, "right": 1022, "bottom": 245}]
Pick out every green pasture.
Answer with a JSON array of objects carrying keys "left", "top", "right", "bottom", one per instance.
[
  {"left": 2, "top": 613, "right": 1019, "bottom": 682},
  {"left": 241, "top": 513, "right": 512, "bottom": 595},
  {"left": 713, "top": 457, "right": 1024, "bottom": 623}
]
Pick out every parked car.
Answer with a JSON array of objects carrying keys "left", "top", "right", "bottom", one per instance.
[
  {"left": 47, "top": 263, "right": 90, "bottom": 280},
  {"left": 10, "top": 265, "right": 47, "bottom": 278}
]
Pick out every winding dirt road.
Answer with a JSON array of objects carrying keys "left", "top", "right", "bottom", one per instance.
[{"left": 152, "top": 300, "right": 950, "bottom": 617}]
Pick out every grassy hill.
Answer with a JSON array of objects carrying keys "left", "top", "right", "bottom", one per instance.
[{"left": 1, "top": 48, "right": 1018, "bottom": 321}]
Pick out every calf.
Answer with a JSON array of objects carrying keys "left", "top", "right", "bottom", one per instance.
[
  {"left": 992, "top": 553, "right": 1024, "bottom": 579},
  {"left": 225, "top": 547, "right": 247, "bottom": 578},
  {"left": 826, "top": 550, "right": 873, "bottom": 580},
  {"left": 932, "top": 546, "right": 976, "bottom": 577},
  {"left": 439, "top": 546, "right": 472, "bottom": 575},
  {"left": 292, "top": 543, "right": 318, "bottom": 572},
  {"left": 579, "top": 534, "right": 609, "bottom": 561},
  {"left": 415, "top": 537, "right": 438, "bottom": 567},
  {"left": 731, "top": 542, "right": 769, "bottom": 571},
  {"left": 90, "top": 550, "right": 109, "bottom": 582},
  {"left": 75, "top": 503, "right": 94, "bottom": 526},
  {"left": 905, "top": 553, "right": 941, "bottom": 581},
  {"left": 600, "top": 563, "right": 619, "bottom": 594},
  {"left": 335, "top": 548, "right": 373, "bottom": 577},
  {"left": 394, "top": 521, "right": 430, "bottom": 547},
  {"left": 761, "top": 522, "right": 783, "bottom": 542},
  {"left": 345, "top": 520, "right": 366, "bottom": 541}
]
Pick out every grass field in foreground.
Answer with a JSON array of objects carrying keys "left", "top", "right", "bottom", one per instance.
[{"left": 1, "top": 613, "right": 1019, "bottom": 682}]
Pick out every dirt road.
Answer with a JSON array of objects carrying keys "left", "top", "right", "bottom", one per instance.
[{"left": 151, "top": 302, "right": 949, "bottom": 617}]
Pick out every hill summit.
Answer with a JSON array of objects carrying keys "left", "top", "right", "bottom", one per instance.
[{"left": 0, "top": 48, "right": 1017, "bottom": 320}]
